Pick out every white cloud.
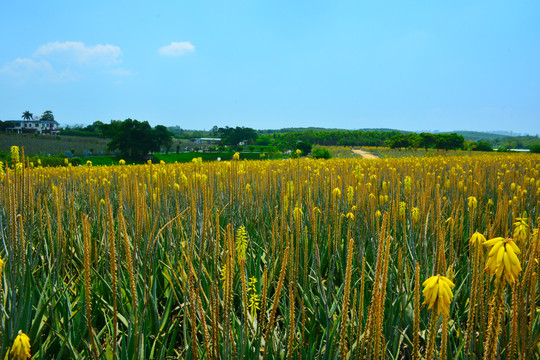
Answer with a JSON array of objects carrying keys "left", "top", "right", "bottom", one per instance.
[
  {"left": 0, "top": 57, "right": 77, "bottom": 82},
  {"left": 159, "top": 42, "right": 195, "bottom": 56},
  {"left": 34, "top": 41, "right": 122, "bottom": 65},
  {"left": 0, "top": 41, "right": 130, "bottom": 83},
  {"left": 107, "top": 68, "right": 136, "bottom": 76}
]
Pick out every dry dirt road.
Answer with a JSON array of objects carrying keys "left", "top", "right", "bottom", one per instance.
[{"left": 352, "top": 148, "right": 379, "bottom": 159}]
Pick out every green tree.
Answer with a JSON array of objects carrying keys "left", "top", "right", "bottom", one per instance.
[
  {"left": 420, "top": 132, "right": 436, "bottom": 150},
  {"left": 529, "top": 144, "right": 540, "bottom": 153},
  {"left": 387, "top": 134, "right": 410, "bottom": 149},
  {"left": 107, "top": 119, "right": 159, "bottom": 159},
  {"left": 100, "top": 120, "right": 123, "bottom": 138},
  {"left": 218, "top": 126, "right": 258, "bottom": 146},
  {"left": 295, "top": 141, "right": 312, "bottom": 155},
  {"left": 40, "top": 110, "right": 55, "bottom": 122},
  {"left": 311, "top": 147, "right": 332, "bottom": 159},
  {"left": 472, "top": 141, "right": 493, "bottom": 152},
  {"left": 154, "top": 125, "right": 173, "bottom": 152},
  {"left": 434, "top": 133, "right": 464, "bottom": 150},
  {"left": 21, "top": 111, "right": 33, "bottom": 121}
]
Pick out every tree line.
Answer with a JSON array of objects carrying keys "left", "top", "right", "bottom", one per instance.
[
  {"left": 386, "top": 132, "right": 464, "bottom": 151},
  {"left": 257, "top": 130, "right": 465, "bottom": 151}
]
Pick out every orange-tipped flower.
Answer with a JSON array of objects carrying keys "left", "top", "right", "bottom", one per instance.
[
  {"left": 422, "top": 275, "right": 455, "bottom": 316},
  {"left": 11, "top": 330, "right": 31, "bottom": 359},
  {"left": 483, "top": 237, "right": 522, "bottom": 284}
]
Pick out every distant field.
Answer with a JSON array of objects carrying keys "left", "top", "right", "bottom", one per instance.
[
  {"left": 67, "top": 153, "right": 270, "bottom": 166},
  {"left": 0, "top": 133, "right": 110, "bottom": 156},
  {"left": 362, "top": 147, "right": 507, "bottom": 158}
]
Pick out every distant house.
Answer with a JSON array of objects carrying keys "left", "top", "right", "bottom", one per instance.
[
  {"left": 4, "top": 119, "right": 59, "bottom": 135},
  {"left": 193, "top": 138, "right": 221, "bottom": 144}
]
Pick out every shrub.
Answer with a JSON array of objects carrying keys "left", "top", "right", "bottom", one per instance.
[
  {"left": 472, "top": 141, "right": 493, "bottom": 152},
  {"left": 295, "top": 141, "right": 312, "bottom": 155},
  {"left": 312, "top": 147, "right": 332, "bottom": 159}
]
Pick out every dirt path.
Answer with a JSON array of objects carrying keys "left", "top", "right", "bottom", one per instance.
[{"left": 352, "top": 148, "right": 379, "bottom": 159}]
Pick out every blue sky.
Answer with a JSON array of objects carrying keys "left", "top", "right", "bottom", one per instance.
[{"left": 1, "top": 1, "right": 539, "bottom": 134}]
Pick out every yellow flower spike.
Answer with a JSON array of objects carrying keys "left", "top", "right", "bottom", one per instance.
[
  {"left": 119, "top": 159, "right": 126, "bottom": 165},
  {"left": 482, "top": 237, "right": 505, "bottom": 247},
  {"left": 483, "top": 237, "right": 522, "bottom": 284},
  {"left": 467, "top": 196, "right": 477, "bottom": 210},
  {"left": 233, "top": 152, "right": 240, "bottom": 161},
  {"left": 235, "top": 226, "right": 248, "bottom": 262},
  {"left": 398, "top": 202, "right": 407, "bottom": 217},
  {"left": 220, "top": 264, "right": 227, "bottom": 281},
  {"left": 293, "top": 206, "right": 303, "bottom": 221},
  {"left": 11, "top": 146, "right": 20, "bottom": 163},
  {"left": 411, "top": 207, "right": 420, "bottom": 222},
  {"left": 11, "top": 330, "right": 31, "bottom": 359},
  {"left": 422, "top": 275, "right": 455, "bottom": 316},
  {"left": 469, "top": 232, "right": 486, "bottom": 246},
  {"left": 513, "top": 214, "right": 529, "bottom": 242},
  {"left": 347, "top": 186, "right": 354, "bottom": 206}
]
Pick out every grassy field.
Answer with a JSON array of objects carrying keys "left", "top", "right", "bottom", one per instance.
[{"left": 0, "top": 149, "right": 539, "bottom": 359}]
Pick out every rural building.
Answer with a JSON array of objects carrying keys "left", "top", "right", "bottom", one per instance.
[
  {"left": 3, "top": 119, "right": 60, "bottom": 135},
  {"left": 193, "top": 138, "right": 221, "bottom": 144}
]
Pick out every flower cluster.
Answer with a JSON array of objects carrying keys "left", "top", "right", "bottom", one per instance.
[
  {"left": 422, "top": 275, "right": 455, "bottom": 316},
  {"left": 483, "top": 237, "right": 522, "bottom": 284}
]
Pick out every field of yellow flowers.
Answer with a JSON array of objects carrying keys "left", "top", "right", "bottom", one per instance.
[{"left": 0, "top": 146, "right": 539, "bottom": 359}]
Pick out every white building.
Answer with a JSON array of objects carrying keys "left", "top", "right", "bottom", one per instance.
[{"left": 4, "top": 120, "right": 59, "bottom": 135}]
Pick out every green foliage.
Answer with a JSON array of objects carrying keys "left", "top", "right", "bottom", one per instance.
[
  {"left": 154, "top": 125, "right": 173, "bottom": 152},
  {"left": 107, "top": 119, "right": 174, "bottom": 159},
  {"left": 530, "top": 144, "right": 540, "bottom": 153},
  {"left": 275, "top": 129, "right": 404, "bottom": 148},
  {"left": 295, "top": 140, "right": 312, "bottom": 155},
  {"left": 311, "top": 147, "right": 332, "bottom": 159},
  {"left": 420, "top": 132, "right": 436, "bottom": 150},
  {"left": 386, "top": 133, "right": 464, "bottom": 151},
  {"left": 39, "top": 110, "right": 55, "bottom": 122},
  {"left": 218, "top": 126, "right": 258, "bottom": 146},
  {"left": 21, "top": 110, "right": 33, "bottom": 121},
  {"left": 387, "top": 134, "right": 411, "bottom": 149},
  {"left": 471, "top": 141, "right": 493, "bottom": 152}
]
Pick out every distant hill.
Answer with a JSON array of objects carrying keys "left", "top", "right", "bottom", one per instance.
[
  {"left": 258, "top": 127, "right": 411, "bottom": 134},
  {"left": 440, "top": 131, "right": 540, "bottom": 149},
  {"left": 442, "top": 131, "right": 512, "bottom": 141}
]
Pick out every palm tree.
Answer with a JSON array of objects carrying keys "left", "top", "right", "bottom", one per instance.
[{"left": 21, "top": 111, "right": 33, "bottom": 121}]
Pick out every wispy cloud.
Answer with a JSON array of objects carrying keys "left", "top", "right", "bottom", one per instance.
[
  {"left": 34, "top": 41, "right": 122, "bottom": 65},
  {"left": 1, "top": 41, "right": 127, "bottom": 83},
  {"left": 159, "top": 42, "right": 195, "bottom": 56},
  {"left": 107, "top": 68, "right": 136, "bottom": 76},
  {"left": 0, "top": 57, "right": 78, "bottom": 82}
]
